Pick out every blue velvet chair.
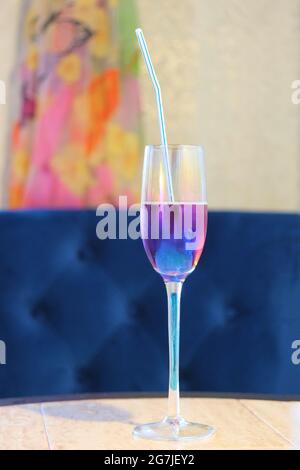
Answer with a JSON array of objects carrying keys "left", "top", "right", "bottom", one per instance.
[{"left": 0, "top": 210, "right": 299, "bottom": 399}]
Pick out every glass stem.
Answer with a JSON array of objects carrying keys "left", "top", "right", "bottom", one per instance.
[{"left": 165, "top": 281, "right": 183, "bottom": 419}]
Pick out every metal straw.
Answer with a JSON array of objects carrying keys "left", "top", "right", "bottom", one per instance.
[{"left": 136, "top": 28, "right": 175, "bottom": 202}]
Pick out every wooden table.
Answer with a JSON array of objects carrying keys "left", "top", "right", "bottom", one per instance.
[{"left": 0, "top": 397, "right": 299, "bottom": 450}]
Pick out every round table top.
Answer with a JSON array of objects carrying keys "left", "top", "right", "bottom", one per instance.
[{"left": 0, "top": 396, "right": 299, "bottom": 450}]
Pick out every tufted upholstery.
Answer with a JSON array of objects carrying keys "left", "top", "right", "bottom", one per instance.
[{"left": 0, "top": 210, "right": 299, "bottom": 399}]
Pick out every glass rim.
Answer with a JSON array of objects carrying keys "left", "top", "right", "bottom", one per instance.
[{"left": 145, "top": 144, "right": 204, "bottom": 151}]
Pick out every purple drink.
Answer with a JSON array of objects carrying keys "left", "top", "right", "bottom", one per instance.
[{"left": 141, "top": 203, "right": 208, "bottom": 282}]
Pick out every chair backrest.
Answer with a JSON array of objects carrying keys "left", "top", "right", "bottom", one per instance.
[{"left": 0, "top": 210, "right": 299, "bottom": 399}]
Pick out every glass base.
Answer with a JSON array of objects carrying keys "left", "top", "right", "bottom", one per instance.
[{"left": 133, "top": 416, "right": 215, "bottom": 442}]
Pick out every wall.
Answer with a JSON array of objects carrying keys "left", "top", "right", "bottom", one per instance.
[
  {"left": 0, "top": 0, "right": 299, "bottom": 211},
  {"left": 139, "top": 0, "right": 300, "bottom": 211},
  {"left": 0, "top": 0, "right": 21, "bottom": 199}
]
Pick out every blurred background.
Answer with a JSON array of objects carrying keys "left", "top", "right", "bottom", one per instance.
[
  {"left": 0, "top": 0, "right": 299, "bottom": 212},
  {"left": 0, "top": 0, "right": 299, "bottom": 402}
]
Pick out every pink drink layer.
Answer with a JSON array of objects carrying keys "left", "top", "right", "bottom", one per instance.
[{"left": 141, "top": 203, "right": 208, "bottom": 282}]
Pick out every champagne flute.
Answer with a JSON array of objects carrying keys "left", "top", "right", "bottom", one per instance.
[{"left": 133, "top": 145, "right": 215, "bottom": 442}]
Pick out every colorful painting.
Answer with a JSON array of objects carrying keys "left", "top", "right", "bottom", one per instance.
[{"left": 8, "top": 0, "right": 142, "bottom": 208}]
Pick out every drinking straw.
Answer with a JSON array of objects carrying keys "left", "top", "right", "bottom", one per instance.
[{"left": 135, "top": 28, "right": 175, "bottom": 202}]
